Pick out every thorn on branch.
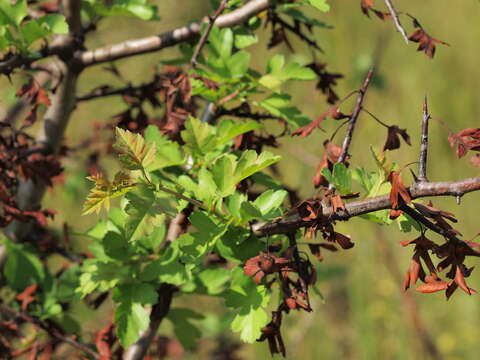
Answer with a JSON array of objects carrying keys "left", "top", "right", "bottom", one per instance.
[
  {"left": 383, "top": 0, "right": 409, "bottom": 44},
  {"left": 418, "top": 96, "right": 431, "bottom": 182}
]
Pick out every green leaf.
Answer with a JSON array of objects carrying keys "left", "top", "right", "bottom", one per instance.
[
  {"left": 140, "top": 247, "right": 191, "bottom": 286},
  {"left": 0, "top": 0, "right": 27, "bottom": 27},
  {"left": 253, "top": 189, "right": 287, "bottom": 219},
  {"left": 234, "top": 150, "right": 281, "bottom": 183},
  {"left": 216, "top": 120, "right": 262, "bottom": 146},
  {"left": 4, "top": 242, "right": 45, "bottom": 291},
  {"left": 115, "top": 302, "right": 150, "bottom": 347},
  {"left": 226, "top": 51, "right": 251, "bottom": 78},
  {"left": 39, "top": 14, "right": 69, "bottom": 34},
  {"left": 259, "top": 55, "right": 316, "bottom": 90},
  {"left": 77, "top": 259, "right": 129, "bottom": 297},
  {"left": 332, "top": 162, "right": 351, "bottom": 194},
  {"left": 124, "top": 184, "right": 164, "bottom": 242},
  {"left": 178, "top": 211, "right": 229, "bottom": 263},
  {"left": 113, "top": 283, "right": 158, "bottom": 347},
  {"left": 197, "top": 267, "right": 231, "bottom": 295},
  {"left": 144, "top": 125, "right": 184, "bottom": 169},
  {"left": 234, "top": 29, "right": 258, "bottom": 49},
  {"left": 224, "top": 267, "right": 270, "bottom": 343},
  {"left": 167, "top": 308, "right": 204, "bottom": 349},
  {"left": 258, "top": 93, "right": 310, "bottom": 128},
  {"left": 114, "top": 127, "right": 157, "bottom": 170},
  {"left": 212, "top": 155, "right": 237, "bottom": 197},
  {"left": 87, "top": 0, "right": 159, "bottom": 21},
  {"left": 102, "top": 231, "right": 132, "bottom": 260},
  {"left": 181, "top": 117, "right": 217, "bottom": 156},
  {"left": 306, "top": 0, "right": 330, "bottom": 12}
]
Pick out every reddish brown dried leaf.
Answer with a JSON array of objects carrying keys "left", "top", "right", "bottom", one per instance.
[
  {"left": 415, "top": 281, "right": 449, "bottom": 293},
  {"left": 383, "top": 125, "right": 411, "bottom": 151},
  {"left": 388, "top": 171, "right": 411, "bottom": 209},
  {"left": 334, "top": 232, "right": 354, "bottom": 249},
  {"left": 454, "top": 265, "right": 473, "bottom": 295},
  {"left": 16, "top": 284, "right": 38, "bottom": 311}
]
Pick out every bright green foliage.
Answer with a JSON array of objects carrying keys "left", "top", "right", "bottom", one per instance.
[
  {"left": 144, "top": 125, "right": 184, "bottom": 169},
  {"left": 82, "top": 172, "right": 135, "bottom": 215},
  {"left": 305, "top": 0, "right": 330, "bottom": 12},
  {"left": 259, "top": 54, "right": 317, "bottom": 90},
  {"left": 3, "top": 241, "right": 45, "bottom": 291},
  {"left": 0, "top": 0, "right": 68, "bottom": 51},
  {"left": 83, "top": 0, "right": 159, "bottom": 21},
  {"left": 124, "top": 184, "right": 164, "bottom": 242},
  {"left": 321, "top": 163, "right": 352, "bottom": 194},
  {"left": 113, "top": 283, "right": 158, "bottom": 347},
  {"left": 225, "top": 267, "right": 270, "bottom": 343}
]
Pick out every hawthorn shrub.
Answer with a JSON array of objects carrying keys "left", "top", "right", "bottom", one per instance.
[{"left": 0, "top": 0, "right": 479, "bottom": 359}]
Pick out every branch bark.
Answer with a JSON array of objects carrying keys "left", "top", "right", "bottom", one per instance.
[
  {"left": 78, "top": 0, "right": 271, "bottom": 67},
  {"left": 253, "top": 176, "right": 480, "bottom": 237},
  {"left": 418, "top": 96, "right": 430, "bottom": 182},
  {"left": 3, "top": 0, "right": 82, "bottom": 244},
  {"left": 0, "top": 304, "right": 100, "bottom": 359},
  {"left": 383, "top": 0, "right": 409, "bottom": 44},
  {"left": 337, "top": 69, "right": 374, "bottom": 164}
]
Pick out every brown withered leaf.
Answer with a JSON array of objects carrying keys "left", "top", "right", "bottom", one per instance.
[
  {"left": 16, "top": 284, "right": 38, "bottom": 311},
  {"left": 312, "top": 140, "right": 343, "bottom": 188},
  {"left": 326, "top": 232, "right": 354, "bottom": 249},
  {"left": 416, "top": 280, "right": 449, "bottom": 294},
  {"left": 307, "top": 63, "right": 344, "bottom": 104},
  {"left": 308, "top": 243, "right": 338, "bottom": 262},
  {"left": 360, "top": 0, "right": 391, "bottom": 19},
  {"left": 388, "top": 171, "right": 411, "bottom": 209},
  {"left": 244, "top": 253, "right": 290, "bottom": 284},
  {"left": 95, "top": 323, "right": 115, "bottom": 359},
  {"left": 331, "top": 194, "right": 346, "bottom": 213},
  {"left": 448, "top": 128, "right": 480, "bottom": 158},
  {"left": 383, "top": 125, "right": 411, "bottom": 151},
  {"left": 389, "top": 209, "right": 403, "bottom": 220},
  {"left": 408, "top": 19, "right": 449, "bottom": 59}
]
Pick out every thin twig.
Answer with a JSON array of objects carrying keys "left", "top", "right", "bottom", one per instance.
[
  {"left": 190, "top": 0, "right": 228, "bottom": 67},
  {"left": 79, "top": 0, "right": 271, "bottom": 67},
  {"left": 418, "top": 96, "right": 430, "bottom": 182},
  {"left": 0, "top": 304, "right": 100, "bottom": 359},
  {"left": 383, "top": 0, "right": 409, "bottom": 44},
  {"left": 361, "top": 107, "right": 389, "bottom": 128},
  {"left": 337, "top": 69, "right": 374, "bottom": 164}
]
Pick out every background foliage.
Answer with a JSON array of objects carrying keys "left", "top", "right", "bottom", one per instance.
[{"left": 1, "top": 0, "right": 480, "bottom": 359}]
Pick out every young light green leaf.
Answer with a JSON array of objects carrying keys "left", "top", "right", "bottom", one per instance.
[
  {"left": 124, "top": 184, "right": 164, "bottom": 242},
  {"left": 234, "top": 150, "right": 281, "bottom": 183},
  {"left": 82, "top": 172, "right": 135, "bottom": 215},
  {"left": 306, "top": 0, "right": 330, "bottom": 12},
  {"left": 224, "top": 267, "right": 270, "bottom": 343},
  {"left": 144, "top": 125, "right": 184, "bottom": 169},
  {"left": 114, "top": 127, "right": 157, "bottom": 170},
  {"left": 181, "top": 117, "right": 217, "bottom": 155},
  {"left": 253, "top": 189, "right": 288, "bottom": 219}
]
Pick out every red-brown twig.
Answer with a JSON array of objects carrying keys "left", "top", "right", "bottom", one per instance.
[
  {"left": 253, "top": 175, "right": 480, "bottom": 237},
  {"left": 190, "top": 0, "right": 228, "bottom": 67},
  {"left": 418, "top": 96, "right": 430, "bottom": 182},
  {"left": 0, "top": 304, "right": 100, "bottom": 359}
]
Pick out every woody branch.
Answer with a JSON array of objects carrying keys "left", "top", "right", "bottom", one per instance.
[{"left": 253, "top": 176, "right": 480, "bottom": 237}]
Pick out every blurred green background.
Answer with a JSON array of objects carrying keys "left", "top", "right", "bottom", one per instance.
[{"left": 2, "top": 0, "right": 480, "bottom": 359}]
